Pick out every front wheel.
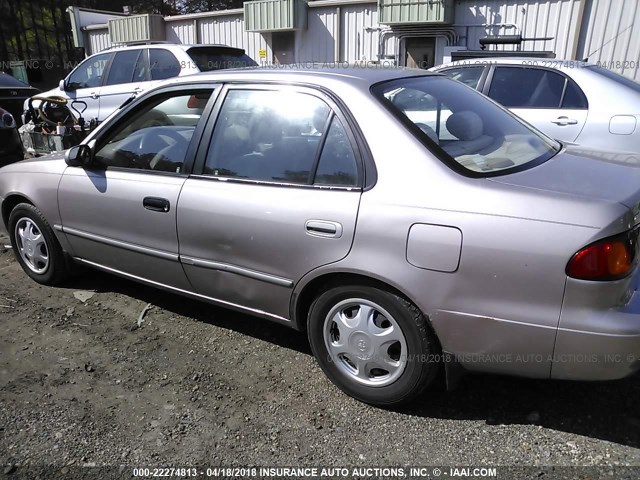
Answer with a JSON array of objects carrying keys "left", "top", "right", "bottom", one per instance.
[
  {"left": 8, "top": 203, "right": 70, "bottom": 285},
  {"left": 307, "top": 285, "right": 441, "bottom": 406}
]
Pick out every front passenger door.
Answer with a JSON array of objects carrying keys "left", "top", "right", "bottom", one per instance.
[
  {"left": 64, "top": 52, "right": 113, "bottom": 122},
  {"left": 58, "top": 87, "right": 218, "bottom": 289},
  {"left": 439, "top": 66, "right": 487, "bottom": 90}
]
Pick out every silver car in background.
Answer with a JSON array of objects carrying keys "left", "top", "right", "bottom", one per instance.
[
  {"left": 1, "top": 67, "right": 640, "bottom": 406},
  {"left": 431, "top": 58, "right": 640, "bottom": 154}
]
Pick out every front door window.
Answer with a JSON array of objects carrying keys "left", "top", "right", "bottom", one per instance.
[{"left": 94, "top": 91, "right": 213, "bottom": 173}]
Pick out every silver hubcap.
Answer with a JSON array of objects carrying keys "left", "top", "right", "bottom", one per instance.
[
  {"left": 15, "top": 217, "right": 49, "bottom": 274},
  {"left": 323, "top": 298, "right": 408, "bottom": 387}
]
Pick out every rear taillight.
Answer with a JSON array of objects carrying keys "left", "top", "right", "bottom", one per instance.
[{"left": 566, "top": 230, "right": 638, "bottom": 281}]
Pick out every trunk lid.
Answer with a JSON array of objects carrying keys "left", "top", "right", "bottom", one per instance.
[{"left": 489, "top": 146, "right": 640, "bottom": 209}]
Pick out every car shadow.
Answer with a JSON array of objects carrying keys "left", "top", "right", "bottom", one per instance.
[
  {"left": 60, "top": 270, "right": 640, "bottom": 449},
  {"left": 59, "top": 268, "right": 311, "bottom": 355}
]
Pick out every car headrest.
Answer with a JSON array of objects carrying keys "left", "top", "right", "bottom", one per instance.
[
  {"left": 418, "top": 123, "right": 439, "bottom": 143},
  {"left": 446, "top": 111, "right": 484, "bottom": 141},
  {"left": 312, "top": 108, "right": 329, "bottom": 134},
  {"left": 223, "top": 124, "right": 250, "bottom": 144},
  {"left": 254, "top": 114, "right": 283, "bottom": 144}
]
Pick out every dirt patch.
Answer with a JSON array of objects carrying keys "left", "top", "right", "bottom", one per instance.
[{"left": 1, "top": 241, "right": 640, "bottom": 475}]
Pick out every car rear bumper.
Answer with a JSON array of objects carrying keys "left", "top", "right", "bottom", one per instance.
[{"left": 551, "top": 274, "right": 640, "bottom": 380}]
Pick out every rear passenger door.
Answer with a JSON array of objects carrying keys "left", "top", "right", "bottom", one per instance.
[
  {"left": 177, "top": 85, "right": 363, "bottom": 320},
  {"left": 98, "top": 49, "right": 147, "bottom": 122},
  {"left": 485, "top": 66, "right": 588, "bottom": 143}
]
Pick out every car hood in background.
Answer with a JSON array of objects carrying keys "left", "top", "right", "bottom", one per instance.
[
  {"left": 0, "top": 151, "right": 66, "bottom": 174},
  {"left": 488, "top": 146, "right": 640, "bottom": 209}
]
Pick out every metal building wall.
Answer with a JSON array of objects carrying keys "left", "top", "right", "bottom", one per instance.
[
  {"left": 166, "top": 20, "right": 197, "bottom": 44},
  {"left": 295, "top": 4, "right": 396, "bottom": 64},
  {"left": 86, "top": 27, "right": 111, "bottom": 54},
  {"left": 80, "top": 1, "right": 640, "bottom": 81},
  {"left": 454, "top": 0, "right": 581, "bottom": 58},
  {"left": 198, "top": 14, "right": 272, "bottom": 63},
  {"left": 340, "top": 4, "right": 382, "bottom": 62},
  {"left": 577, "top": 0, "right": 640, "bottom": 81},
  {"left": 295, "top": 6, "right": 338, "bottom": 63}
]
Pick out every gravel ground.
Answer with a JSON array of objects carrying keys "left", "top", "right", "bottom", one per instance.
[{"left": 1, "top": 235, "right": 640, "bottom": 478}]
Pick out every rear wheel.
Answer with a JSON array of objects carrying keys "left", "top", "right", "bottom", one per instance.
[
  {"left": 8, "top": 203, "right": 70, "bottom": 285},
  {"left": 307, "top": 285, "right": 440, "bottom": 406}
]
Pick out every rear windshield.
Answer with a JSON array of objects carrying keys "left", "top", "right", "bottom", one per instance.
[
  {"left": 587, "top": 66, "right": 640, "bottom": 94},
  {"left": 372, "top": 76, "right": 559, "bottom": 176},
  {"left": 186, "top": 47, "right": 257, "bottom": 71}
]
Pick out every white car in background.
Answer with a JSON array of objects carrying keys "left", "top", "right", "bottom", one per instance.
[
  {"left": 431, "top": 58, "right": 640, "bottom": 154},
  {"left": 25, "top": 43, "right": 257, "bottom": 124}
]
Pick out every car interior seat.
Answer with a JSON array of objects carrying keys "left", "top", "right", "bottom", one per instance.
[{"left": 442, "top": 110, "right": 494, "bottom": 158}]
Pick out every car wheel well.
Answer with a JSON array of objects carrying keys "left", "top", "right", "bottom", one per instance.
[
  {"left": 2, "top": 195, "right": 33, "bottom": 228},
  {"left": 293, "top": 273, "right": 419, "bottom": 331}
]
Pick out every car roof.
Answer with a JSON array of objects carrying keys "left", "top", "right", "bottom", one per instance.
[
  {"left": 160, "top": 65, "right": 438, "bottom": 88},
  {"left": 102, "top": 42, "right": 246, "bottom": 53}
]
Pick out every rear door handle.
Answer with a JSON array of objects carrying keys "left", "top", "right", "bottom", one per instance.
[
  {"left": 551, "top": 116, "right": 578, "bottom": 126},
  {"left": 90, "top": 91, "right": 99, "bottom": 99},
  {"left": 143, "top": 196, "right": 170, "bottom": 213},
  {"left": 305, "top": 220, "right": 343, "bottom": 238},
  {"left": 133, "top": 87, "right": 143, "bottom": 93}
]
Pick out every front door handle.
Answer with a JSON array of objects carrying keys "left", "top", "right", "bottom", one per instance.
[
  {"left": 143, "top": 196, "right": 170, "bottom": 213},
  {"left": 305, "top": 220, "right": 343, "bottom": 238},
  {"left": 551, "top": 116, "right": 578, "bottom": 126},
  {"left": 90, "top": 91, "right": 99, "bottom": 99}
]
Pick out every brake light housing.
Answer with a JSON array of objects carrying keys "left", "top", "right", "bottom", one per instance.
[{"left": 566, "top": 229, "right": 639, "bottom": 281}]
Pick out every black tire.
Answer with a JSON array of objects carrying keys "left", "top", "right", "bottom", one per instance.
[
  {"left": 8, "top": 203, "right": 70, "bottom": 285},
  {"left": 307, "top": 285, "right": 441, "bottom": 406}
]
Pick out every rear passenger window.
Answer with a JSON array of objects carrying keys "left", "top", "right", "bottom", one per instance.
[
  {"left": 315, "top": 117, "right": 358, "bottom": 186},
  {"left": 488, "top": 67, "right": 565, "bottom": 108},
  {"left": 106, "top": 50, "right": 141, "bottom": 86},
  {"left": 205, "top": 89, "right": 359, "bottom": 186},
  {"left": 133, "top": 49, "right": 149, "bottom": 82},
  {"left": 149, "top": 49, "right": 181, "bottom": 80},
  {"left": 562, "top": 79, "right": 588, "bottom": 109}
]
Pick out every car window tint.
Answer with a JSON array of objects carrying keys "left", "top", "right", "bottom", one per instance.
[
  {"left": 488, "top": 67, "right": 566, "bottom": 108},
  {"left": 314, "top": 117, "right": 358, "bottom": 186},
  {"left": 562, "top": 78, "right": 588, "bottom": 109},
  {"left": 93, "top": 91, "right": 212, "bottom": 173},
  {"left": 149, "top": 49, "right": 181, "bottom": 80},
  {"left": 105, "top": 50, "right": 141, "bottom": 86},
  {"left": 205, "top": 89, "right": 330, "bottom": 184},
  {"left": 441, "top": 66, "right": 485, "bottom": 89},
  {"left": 67, "top": 53, "right": 112, "bottom": 89},
  {"left": 186, "top": 47, "right": 258, "bottom": 71},
  {"left": 133, "top": 49, "right": 149, "bottom": 82}
]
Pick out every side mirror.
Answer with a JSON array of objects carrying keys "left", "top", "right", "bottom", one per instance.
[
  {"left": 59, "top": 79, "right": 66, "bottom": 91},
  {"left": 65, "top": 144, "right": 93, "bottom": 167}
]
